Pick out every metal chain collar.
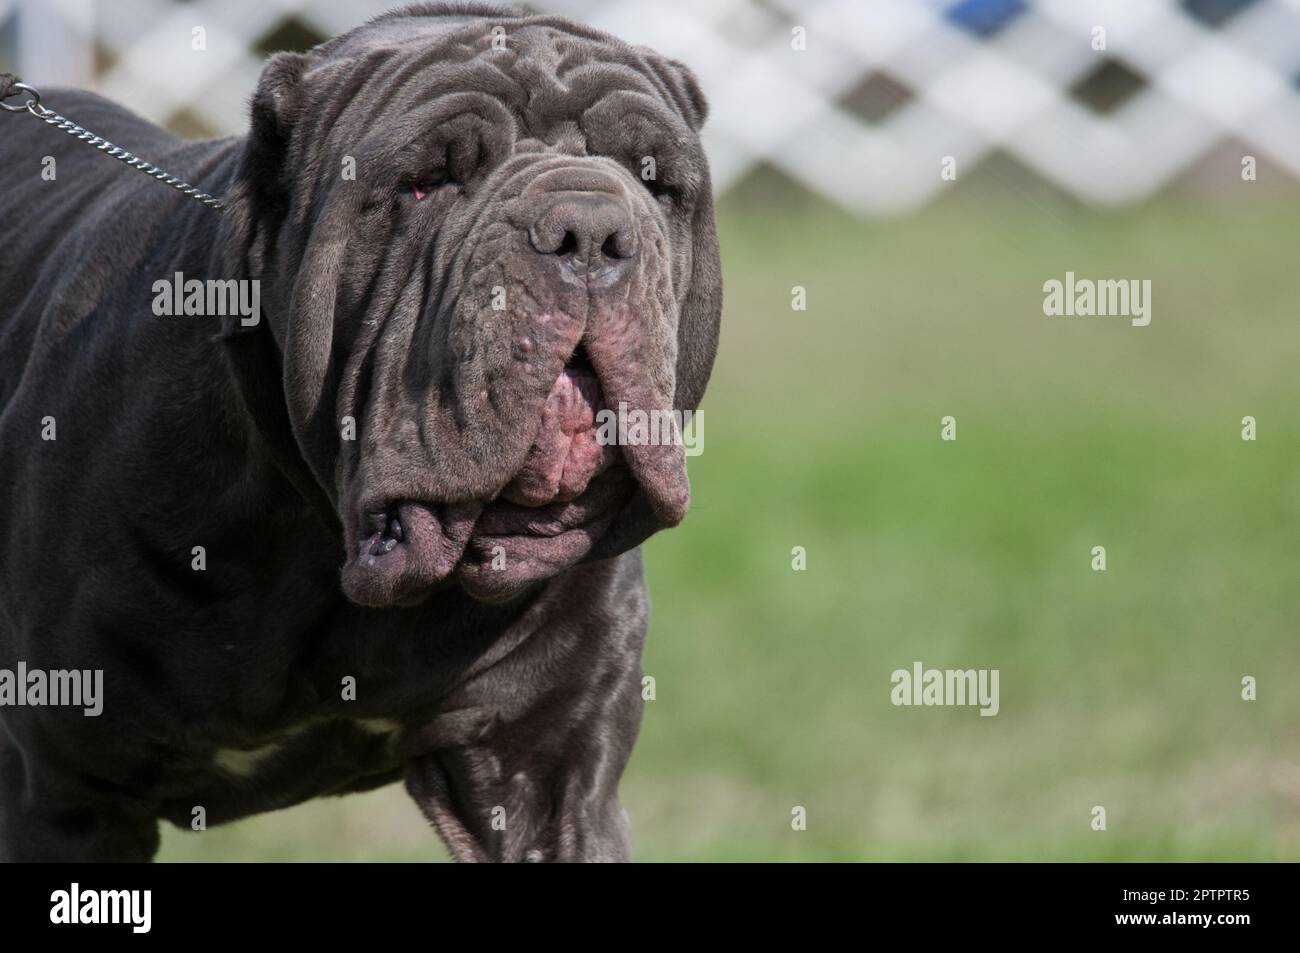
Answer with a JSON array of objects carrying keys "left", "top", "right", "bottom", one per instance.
[{"left": 1, "top": 77, "right": 226, "bottom": 213}]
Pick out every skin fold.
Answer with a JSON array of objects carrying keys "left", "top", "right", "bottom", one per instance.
[{"left": 0, "top": 3, "right": 720, "bottom": 862}]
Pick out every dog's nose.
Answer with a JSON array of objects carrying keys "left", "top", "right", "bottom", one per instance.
[{"left": 529, "top": 192, "right": 636, "bottom": 282}]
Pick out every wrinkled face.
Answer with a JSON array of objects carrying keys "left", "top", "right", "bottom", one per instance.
[{"left": 233, "top": 14, "right": 720, "bottom": 607}]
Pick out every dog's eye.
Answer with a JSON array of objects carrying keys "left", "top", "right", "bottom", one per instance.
[
  {"left": 643, "top": 177, "right": 675, "bottom": 208},
  {"left": 629, "top": 159, "right": 678, "bottom": 208},
  {"left": 406, "top": 173, "right": 452, "bottom": 201}
]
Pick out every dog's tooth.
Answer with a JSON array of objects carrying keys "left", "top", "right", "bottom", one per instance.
[
  {"left": 390, "top": 518, "right": 403, "bottom": 541},
  {"left": 383, "top": 537, "right": 397, "bottom": 553}
]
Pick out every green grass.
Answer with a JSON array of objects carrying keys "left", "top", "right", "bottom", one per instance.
[{"left": 159, "top": 189, "right": 1300, "bottom": 861}]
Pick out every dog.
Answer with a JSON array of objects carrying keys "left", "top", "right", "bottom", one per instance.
[{"left": 0, "top": 2, "right": 720, "bottom": 862}]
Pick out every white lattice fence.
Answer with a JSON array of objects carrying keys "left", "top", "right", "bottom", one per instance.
[{"left": 4, "top": 0, "right": 1300, "bottom": 214}]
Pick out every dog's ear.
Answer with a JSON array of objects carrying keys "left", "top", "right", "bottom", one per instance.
[
  {"left": 674, "top": 165, "right": 721, "bottom": 411},
  {"left": 644, "top": 54, "right": 719, "bottom": 405},
  {"left": 661, "top": 58, "right": 710, "bottom": 131},
  {"left": 245, "top": 52, "right": 313, "bottom": 203},
  {"left": 219, "top": 52, "right": 312, "bottom": 340}
]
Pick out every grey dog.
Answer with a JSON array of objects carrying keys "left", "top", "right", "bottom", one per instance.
[{"left": 0, "top": 2, "right": 720, "bottom": 862}]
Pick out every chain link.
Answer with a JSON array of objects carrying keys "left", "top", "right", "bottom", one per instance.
[{"left": 2, "top": 79, "right": 226, "bottom": 213}]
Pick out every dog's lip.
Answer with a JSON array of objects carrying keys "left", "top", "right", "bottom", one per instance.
[
  {"left": 341, "top": 477, "right": 630, "bottom": 606},
  {"left": 498, "top": 351, "right": 609, "bottom": 508},
  {"left": 350, "top": 499, "right": 426, "bottom": 570},
  {"left": 341, "top": 336, "right": 690, "bottom": 605},
  {"left": 341, "top": 497, "right": 485, "bottom": 607},
  {"left": 353, "top": 460, "right": 631, "bottom": 558},
  {"left": 473, "top": 463, "right": 631, "bottom": 537},
  {"left": 351, "top": 478, "right": 609, "bottom": 555},
  {"left": 455, "top": 467, "right": 636, "bottom": 600}
]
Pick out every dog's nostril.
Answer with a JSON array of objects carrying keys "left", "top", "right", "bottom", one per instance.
[
  {"left": 555, "top": 230, "right": 579, "bottom": 258},
  {"left": 600, "top": 233, "right": 625, "bottom": 261},
  {"left": 532, "top": 192, "right": 636, "bottom": 272}
]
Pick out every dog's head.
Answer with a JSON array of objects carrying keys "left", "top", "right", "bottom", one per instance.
[{"left": 223, "top": 3, "right": 721, "bottom": 607}]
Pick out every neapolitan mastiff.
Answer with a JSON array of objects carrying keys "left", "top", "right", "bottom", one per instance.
[{"left": 0, "top": 2, "right": 720, "bottom": 861}]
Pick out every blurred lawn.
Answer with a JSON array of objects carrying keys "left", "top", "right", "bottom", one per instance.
[{"left": 159, "top": 184, "right": 1300, "bottom": 861}]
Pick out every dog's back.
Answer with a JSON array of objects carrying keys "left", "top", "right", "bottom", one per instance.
[{"left": 0, "top": 90, "right": 233, "bottom": 406}]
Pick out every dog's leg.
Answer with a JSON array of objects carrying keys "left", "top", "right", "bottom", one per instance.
[
  {"left": 0, "top": 729, "right": 160, "bottom": 862},
  {"left": 401, "top": 612, "right": 645, "bottom": 862},
  {"left": 404, "top": 704, "right": 639, "bottom": 864}
]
